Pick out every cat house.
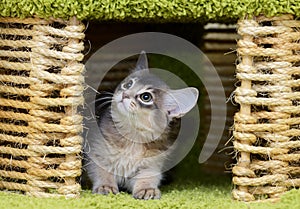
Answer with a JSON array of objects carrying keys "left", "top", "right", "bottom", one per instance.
[{"left": 0, "top": 0, "right": 299, "bottom": 202}]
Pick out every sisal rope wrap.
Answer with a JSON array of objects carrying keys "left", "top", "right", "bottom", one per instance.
[
  {"left": 233, "top": 14, "right": 300, "bottom": 202},
  {"left": 0, "top": 17, "right": 85, "bottom": 198}
]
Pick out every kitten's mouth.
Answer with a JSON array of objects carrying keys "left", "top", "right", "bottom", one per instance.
[{"left": 115, "top": 98, "right": 135, "bottom": 115}]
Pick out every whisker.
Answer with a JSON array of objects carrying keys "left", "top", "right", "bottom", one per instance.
[
  {"left": 86, "top": 85, "right": 101, "bottom": 94},
  {"left": 97, "top": 100, "right": 111, "bottom": 107},
  {"left": 96, "top": 100, "right": 111, "bottom": 110},
  {"left": 94, "top": 97, "right": 113, "bottom": 103},
  {"left": 86, "top": 85, "right": 114, "bottom": 95},
  {"left": 98, "top": 91, "right": 114, "bottom": 95}
]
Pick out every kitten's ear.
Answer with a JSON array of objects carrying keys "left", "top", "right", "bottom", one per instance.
[
  {"left": 135, "top": 51, "right": 148, "bottom": 71},
  {"left": 163, "top": 87, "right": 199, "bottom": 118}
]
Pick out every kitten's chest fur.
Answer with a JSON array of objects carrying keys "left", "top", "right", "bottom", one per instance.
[
  {"left": 103, "top": 137, "right": 144, "bottom": 178},
  {"left": 97, "top": 109, "right": 176, "bottom": 178}
]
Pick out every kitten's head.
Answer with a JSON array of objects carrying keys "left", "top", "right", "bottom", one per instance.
[{"left": 111, "top": 51, "right": 198, "bottom": 142}]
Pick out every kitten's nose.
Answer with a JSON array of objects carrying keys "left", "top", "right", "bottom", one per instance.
[{"left": 122, "top": 92, "right": 130, "bottom": 100}]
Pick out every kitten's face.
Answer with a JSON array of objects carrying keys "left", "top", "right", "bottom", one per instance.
[
  {"left": 111, "top": 69, "right": 170, "bottom": 141},
  {"left": 110, "top": 52, "right": 199, "bottom": 142},
  {"left": 113, "top": 70, "right": 168, "bottom": 116}
]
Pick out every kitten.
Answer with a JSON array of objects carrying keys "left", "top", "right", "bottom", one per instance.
[{"left": 84, "top": 52, "right": 198, "bottom": 200}]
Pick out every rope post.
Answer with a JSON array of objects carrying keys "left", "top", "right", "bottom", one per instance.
[
  {"left": 58, "top": 16, "right": 85, "bottom": 198},
  {"left": 232, "top": 15, "right": 300, "bottom": 202},
  {"left": 0, "top": 17, "right": 85, "bottom": 198},
  {"left": 232, "top": 18, "right": 256, "bottom": 201}
]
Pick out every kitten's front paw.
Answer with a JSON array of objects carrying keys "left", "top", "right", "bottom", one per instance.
[
  {"left": 93, "top": 185, "right": 119, "bottom": 195},
  {"left": 133, "top": 188, "right": 161, "bottom": 200}
]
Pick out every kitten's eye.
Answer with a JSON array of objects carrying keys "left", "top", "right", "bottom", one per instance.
[
  {"left": 139, "top": 92, "right": 152, "bottom": 103},
  {"left": 122, "top": 80, "right": 133, "bottom": 89}
]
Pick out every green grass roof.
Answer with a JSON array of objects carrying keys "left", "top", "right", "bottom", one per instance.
[{"left": 1, "top": 0, "right": 299, "bottom": 23}]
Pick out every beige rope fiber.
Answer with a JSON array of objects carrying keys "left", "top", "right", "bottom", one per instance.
[
  {"left": 233, "top": 14, "right": 300, "bottom": 202},
  {"left": 0, "top": 17, "right": 85, "bottom": 198}
]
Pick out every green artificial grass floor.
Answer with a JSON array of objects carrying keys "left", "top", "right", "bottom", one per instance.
[{"left": 2, "top": 175, "right": 300, "bottom": 209}]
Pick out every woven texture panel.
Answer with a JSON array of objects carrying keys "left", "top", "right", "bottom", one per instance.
[
  {"left": 232, "top": 14, "right": 300, "bottom": 202},
  {"left": 0, "top": 17, "right": 85, "bottom": 197}
]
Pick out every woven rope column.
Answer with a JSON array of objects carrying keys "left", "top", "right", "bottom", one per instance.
[
  {"left": 232, "top": 15, "right": 300, "bottom": 202},
  {"left": 0, "top": 17, "right": 85, "bottom": 198}
]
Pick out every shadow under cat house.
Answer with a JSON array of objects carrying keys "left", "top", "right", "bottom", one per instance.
[{"left": 0, "top": 2, "right": 299, "bottom": 203}]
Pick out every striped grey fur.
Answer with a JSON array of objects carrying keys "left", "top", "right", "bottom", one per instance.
[{"left": 84, "top": 52, "right": 198, "bottom": 199}]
